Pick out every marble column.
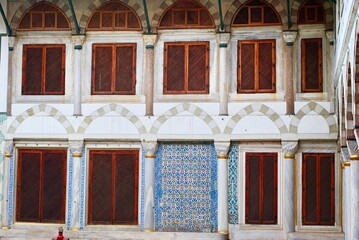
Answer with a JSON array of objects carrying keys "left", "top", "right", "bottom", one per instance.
[
  {"left": 217, "top": 33, "right": 230, "bottom": 116},
  {"left": 143, "top": 34, "right": 157, "bottom": 116},
  {"left": 341, "top": 147, "right": 351, "bottom": 239},
  {"left": 72, "top": 36, "right": 85, "bottom": 116},
  {"left": 69, "top": 141, "right": 84, "bottom": 231},
  {"left": 6, "top": 37, "right": 15, "bottom": 116},
  {"left": 141, "top": 141, "right": 158, "bottom": 231},
  {"left": 326, "top": 31, "right": 335, "bottom": 113},
  {"left": 214, "top": 141, "right": 230, "bottom": 234},
  {"left": 282, "top": 141, "right": 298, "bottom": 236},
  {"left": 282, "top": 31, "right": 297, "bottom": 115},
  {"left": 1, "top": 140, "right": 12, "bottom": 229},
  {"left": 0, "top": 36, "right": 9, "bottom": 113},
  {"left": 349, "top": 156, "right": 359, "bottom": 239}
]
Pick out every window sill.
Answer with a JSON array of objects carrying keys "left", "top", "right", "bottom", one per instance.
[
  {"left": 155, "top": 93, "right": 218, "bottom": 102},
  {"left": 296, "top": 92, "right": 328, "bottom": 101},
  {"left": 229, "top": 92, "right": 285, "bottom": 101},
  {"left": 84, "top": 95, "right": 144, "bottom": 103}
]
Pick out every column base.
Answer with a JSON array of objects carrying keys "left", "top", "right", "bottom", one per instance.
[
  {"left": 143, "top": 229, "right": 154, "bottom": 232},
  {"left": 1, "top": 226, "right": 10, "bottom": 230},
  {"left": 70, "top": 227, "right": 80, "bottom": 231},
  {"left": 217, "top": 230, "right": 229, "bottom": 234}
]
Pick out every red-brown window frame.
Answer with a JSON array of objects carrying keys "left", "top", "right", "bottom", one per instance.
[
  {"left": 17, "top": 2, "right": 70, "bottom": 31},
  {"left": 88, "top": 150, "right": 139, "bottom": 225},
  {"left": 301, "top": 38, "right": 323, "bottom": 93},
  {"left": 231, "top": 0, "right": 281, "bottom": 27},
  {"left": 302, "top": 153, "right": 335, "bottom": 226},
  {"left": 22, "top": 44, "right": 66, "bottom": 95},
  {"left": 16, "top": 149, "right": 67, "bottom": 223},
  {"left": 91, "top": 43, "right": 137, "bottom": 95},
  {"left": 298, "top": 0, "right": 325, "bottom": 24},
  {"left": 237, "top": 40, "right": 276, "bottom": 93},
  {"left": 163, "top": 41, "right": 209, "bottom": 94},
  {"left": 245, "top": 152, "right": 278, "bottom": 224}
]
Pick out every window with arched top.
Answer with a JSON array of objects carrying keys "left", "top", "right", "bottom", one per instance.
[
  {"left": 231, "top": 0, "right": 281, "bottom": 27},
  {"left": 298, "top": 0, "right": 325, "bottom": 24},
  {"left": 158, "top": 0, "right": 214, "bottom": 29},
  {"left": 18, "top": 2, "right": 70, "bottom": 30},
  {"left": 87, "top": 1, "right": 142, "bottom": 30}
]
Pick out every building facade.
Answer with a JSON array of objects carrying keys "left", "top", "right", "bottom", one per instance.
[{"left": 0, "top": 0, "right": 357, "bottom": 239}]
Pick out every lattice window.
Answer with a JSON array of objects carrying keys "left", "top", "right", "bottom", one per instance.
[
  {"left": 22, "top": 44, "right": 65, "bottom": 95},
  {"left": 164, "top": 42, "right": 209, "bottom": 94},
  {"left": 237, "top": 40, "right": 276, "bottom": 93},
  {"left": 16, "top": 149, "right": 67, "bottom": 223},
  {"left": 18, "top": 2, "right": 70, "bottom": 30},
  {"left": 232, "top": 0, "right": 281, "bottom": 26},
  {"left": 298, "top": 0, "right": 325, "bottom": 24},
  {"left": 302, "top": 153, "right": 335, "bottom": 225},
  {"left": 91, "top": 43, "right": 136, "bottom": 95},
  {"left": 158, "top": 0, "right": 214, "bottom": 29},
  {"left": 301, "top": 38, "right": 323, "bottom": 92},
  {"left": 245, "top": 153, "right": 277, "bottom": 224},
  {"left": 87, "top": 1, "right": 141, "bottom": 30},
  {"left": 88, "top": 150, "right": 139, "bottom": 225}
]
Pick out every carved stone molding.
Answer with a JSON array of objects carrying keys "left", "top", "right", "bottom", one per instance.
[
  {"left": 69, "top": 141, "right": 84, "bottom": 158},
  {"left": 347, "top": 140, "right": 359, "bottom": 160},
  {"left": 214, "top": 141, "right": 231, "bottom": 158},
  {"left": 326, "top": 30, "right": 334, "bottom": 45},
  {"left": 141, "top": 141, "right": 158, "bottom": 158},
  {"left": 282, "top": 141, "right": 298, "bottom": 159},
  {"left": 143, "top": 34, "right": 157, "bottom": 47},
  {"left": 282, "top": 30, "right": 298, "bottom": 46},
  {"left": 217, "top": 32, "right": 230, "bottom": 47}
]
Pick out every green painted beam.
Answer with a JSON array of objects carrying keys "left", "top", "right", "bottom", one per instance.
[
  {"left": 217, "top": 0, "right": 225, "bottom": 31},
  {"left": 68, "top": 0, "right": 81, "bottom": 34},
  {"left": 0, "top": 3, "right": 11, "bottom": 36},
  {"left": 142, "top": 0, "right": 152, "bottom": 34}
]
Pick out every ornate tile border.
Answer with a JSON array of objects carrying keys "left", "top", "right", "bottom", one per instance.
[
  {"left": 140, "top": 149, "right": 145, "bottom": 230},
  {"left": 67, "top": 149, "right": 73, "bottom": 229},
  {"left": 8, "top": 150, "right": 14, "bottom": 227},
  {"left": 228, "top": 144, "right": 238, "bottom": 224},
  {"left": 79, "top": 147, "right": 86, "bottom": 229}
]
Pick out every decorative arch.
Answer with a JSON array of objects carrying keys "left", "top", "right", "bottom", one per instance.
[
  {"left": 77, "top": 103, "right": 146, "bottom": 134},
  {"left": 10, "top": 0, "right": 75, "bottom": 34},
  {"left": 289, "top": 102, "right": 337, "bottom": 134},
  {"left": 224, "top": 0, "right": 287, "bottom": 27},
  {"left": 291, "top": 0, "right": 333, "bottom": 25},
  {"left": 79, "top": 0, "right": 146, "bottom": 32},
  {"left": 7, "top": 104, "right": 75, "bottom": 134},
  {"left": 149, "top": 103, "right": 221, "bottom": 135},
  {"left": 223, "top": 102, "right": 287, "bottom": 135},
  {"left": 152, "top": 0, "right": 220, "bottom": 31}
]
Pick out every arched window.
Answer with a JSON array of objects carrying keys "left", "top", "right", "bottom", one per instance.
[
  {"left": 87, "top": 1, "right": 141, "bottom": 30},
  {"left": 298, "top": 0, "right": 325, "bottom": 24},
  {"left": 158, "top": 0, "right": 214, "bottom": 29},
  {"left": 232, "top": 0, "right": 281, "bottom": 26},
  {"left": 18, "top": 2, "right": 70, "bottom": 30}
]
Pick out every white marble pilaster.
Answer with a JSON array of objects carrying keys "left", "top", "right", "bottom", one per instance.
[
  {"left": 214, "top": 141, "right": 230, "bottom": 234},
  {"left": 282, "top": 141, "right": 298, "bottom": 236},
  {"left": 143, "top": 34, "right": 157, "bottom": 116},
  {"left": 0, "top": 35, "right": 9, "bottom": 113},
  {"left": 6, "top": 37, "right": 15, "bottom": 116},
  {"left": 341, "top": 148, "right": 351, "bottom": 239},
  {"left": 69, "top": 141, "right": 84, "bottom": 231},
  {"left": 141, "top": 141, "right": 158, "bottom": 231},
  {"left": 217, "top": 33, "right": 230, "bottom": 116},
  {"left": 72, "top": 36, "right": 85, "bottom": 116},
  {"left": 1, "top": 140, "right": 12, "bottom": 229}
]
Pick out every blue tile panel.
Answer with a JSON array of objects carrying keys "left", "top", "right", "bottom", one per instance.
[
  {"left": 79, "top": 147, "right": 86, "bottom": 229},
  {"left": 155, "top": 142, "right": 217, "bottom": 232},
  {"left": 67, "top": 149, "right": 73, "bottom": 229},
  {"left": 228, "top": 144, "right": 239, "bottom": 224},
  {"left": 140, "top": 149, "right": 145, "bottom": 230},
  {"left": 8, "top": 150, "right": 14, "bottom": 227}
]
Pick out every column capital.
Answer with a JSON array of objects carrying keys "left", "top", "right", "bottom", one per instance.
[
  {"left": 216, "top": 32, "right": 230, "bottom": 48},
  {"left": 8, "top": 36, "right": 16, "bottom": 51},
  {"left": 141, "top": 141, "right": 158, "bottom": 158},
  {"left": 282, "top": 30, "right": 298, "bottom": 46},
  {"left": 282, "top": 141, "right": 298, "bottom": 159},
  {"left": 143, "top": 34, "right": 157, "bottom": 48},
  {"left": 326, "top": 30, "right": 334, "bottom": 45},
  {"left": 214, "top": 141, "right": 231, "bottom": 158},
  {"left": 4, "top": 140, "right": 13, "bottom": 158},
  {"left": 71, "top": 35, "right": 86, "bottom": 49},
  {"left": 347, "top": 140, "right": 359, "bottom": 160},
  {"left": 69, "top": 140, "right": 84, "bottom": 158}
]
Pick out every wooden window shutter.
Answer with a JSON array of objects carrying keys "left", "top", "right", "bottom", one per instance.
[
  {"left": 115, "top": 45, "right": 136, "bottom": 94},
  {"left": 301, "top": 39, "right": 322, "bottom": 92},
  {"left": 164, "top": 44, "right": 185, "bottom": 93},
  {"left": 319, "top": 155, "right": 334, "bottom": 225},
  {"left": 238, "top": 42, "right": 255, "bottom": 92},
  {"left": 258, "top": 41, "right": 275, "bottom": 92},
  {"left": 246, "top": 154, "right": 261, "bottom": 223},
  {"left": 92, "top": 45, "right": 113, "bottom": 94},
  {"left": 89, "top": 152, "right": 113, "bottom": 224},
  {"left": 17, "top": 151, "right": 41, "bottom": 222},
  {"left": 262, "top": 154, "right": 277, "bottom": 223},
  {"left": 44, "top": 46, "right": 65, "bottom": 94},
  {"left": 23, "top": 46, "right": 43, "bottom": 94},
  {"left": 42, "top": 151, "right": 66, "bottom": 222},
  {"left": 303, "top": 154, "right": 317, "bottom": 224},
  {"left": 115, "top": 153, "right": 138, "bottom": 224},
  {"left": 188, "top": 43, "right": 208, "bottom": 93}
]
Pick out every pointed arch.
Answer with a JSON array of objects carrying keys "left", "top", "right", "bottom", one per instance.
[
  {"left": 289, "top": 102, "right": 337, "bottom": 134},
  {"left": 79, "top": 0, "right": 146, "bottom": 32},
  {"left": 152, "top": 0, "right": 220, "bottom": 31},
  {"left": 7, "top": 104, "right": 75, "bottom": 134},
  {"left": 223, "top": 102, "right": 287, "bottom": 135},
  {"left": 10, "top": 0, "right": 75, "bottom": 34},
  {"left": 77, "top": 103, "right": 146, "bottom": 134},
  {"left": 224, "top": 0, "right": 287, "bottom": 27},
  {"left": 149, "top": 103, "right": 221, "bottom": 135},
  {"left": 291, "top": 0, "right": 333, "bottom": 25}
]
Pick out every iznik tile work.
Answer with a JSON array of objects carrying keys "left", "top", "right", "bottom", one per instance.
[
  {"left": 67, "top": 149, "right": 74, "bottom": 229},
  {"left": 228, "top": 144, "right": 239, "bottom": 224},
  {"left": 8, "top": 150, "right": 14, "bottom": 227},
  {"left": 0, "top": 113, "right": 6, "bottom": 222},
  {"left": 79, "top": 147, "right": 86, "bottom": 230},
  {"left": 140, "top": 149, "right": 145, "bottom": 231},
  {"left": 155, "top": 143, "right": 217, "bottom": 232}
]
